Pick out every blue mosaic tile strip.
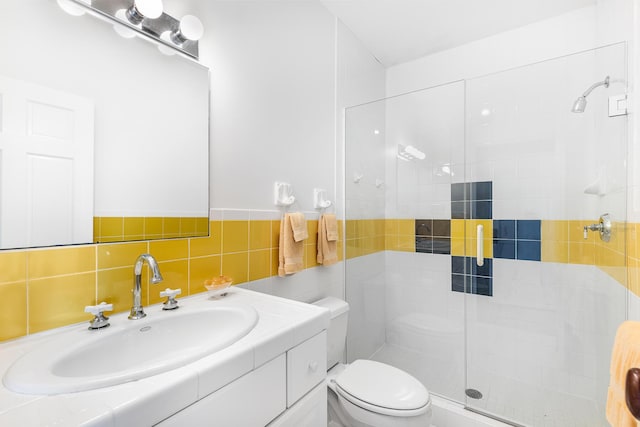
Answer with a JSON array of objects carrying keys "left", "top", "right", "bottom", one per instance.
[
  {"left": 415, "top": 220, "right": 433, "bottom": 236},
  {"left": 517, "top": 240, "right": 541, "bottom": 261},
  {"left": 472, "top": 200, "right": 492, "bottom": 219},
  {"left": 517, "top": 220, "right": 541, "bottom": 240},
  {"left": 493, "top": 220, "right": 516, "bottom": 239},
  {"left": 432, "top": 238, "right": 451, "bottom": 254},
  {"left": 451, "top": 183, "right": 467, "bottom": 202},
  {"left": 451, "top": 256, "right": 493, "bottom": 297},
  {"left": 451, "top": 181, "right": 492, "bottom": 220},
  {"left": 471, "top": 276, "right": 493, "bottom": 297},
  {"left": 470, "top": 181, "right": 492, "bottom": 201},
  {"left": 492, "top": 219, "right": 541, "bottom": 261},
  {"left": 493, "top": 240, "right": 516, "bottom": 259},
  {"left": 452, "top": 274, "right": 466, "bottom": 293},
  {"left": 416, "top": 237, "right": 433, "bottom": 253},
  {"left": 451, "top": 201, "right": 469, "bottom": 219}
]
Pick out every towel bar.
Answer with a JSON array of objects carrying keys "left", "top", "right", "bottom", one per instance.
[{"left": 626, "top": 368, "right": 640, "bottom": 420}]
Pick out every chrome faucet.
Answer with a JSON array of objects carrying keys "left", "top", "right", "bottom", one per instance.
[{"left": 129, "top": 254, "right": 164, "bottom": 320}]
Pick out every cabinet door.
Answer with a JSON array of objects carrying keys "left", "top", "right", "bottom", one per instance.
[
  {"left": 156, "top": 355, "right": 286, "bottom": 427},
  {"left": 287, "top": 331, "right": 327, "bottom": 407},
  {"left": 268, "top": 382, "right": 326, "bottom": 427}
]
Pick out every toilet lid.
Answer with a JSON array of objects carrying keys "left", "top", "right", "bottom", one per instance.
[{"left": 335, "top": 360, "right": 429, "bottom": 412}]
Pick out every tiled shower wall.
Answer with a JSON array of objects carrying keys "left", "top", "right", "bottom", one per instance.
[{"left": 344, "top": 42, "right": 630, "bottom": 423}]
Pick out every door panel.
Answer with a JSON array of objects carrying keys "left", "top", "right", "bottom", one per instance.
[{"left": 0, "top": 75, "right": 94, "bottom": 248}]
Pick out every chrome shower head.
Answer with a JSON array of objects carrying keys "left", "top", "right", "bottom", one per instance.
[
  {"left": 571, "top": 96, "right": 587, "bottom": 113},
  {"left": 571, "top": 76, "right": 609, "bottom": 113}
]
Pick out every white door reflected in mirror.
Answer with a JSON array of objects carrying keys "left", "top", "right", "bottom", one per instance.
[{"left": 0, "top": 75, "right": 94, "bottom": 248}]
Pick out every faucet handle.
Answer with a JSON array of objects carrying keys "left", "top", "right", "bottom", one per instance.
[
  {"left": 85, "top": 302, "right": 113, "bottom": 316},
  {"left": 160, "top": 288, "right": 181, "bottom": 310},
  {"left": 85, "top": 302, "right": 113, "bottom": 330}
]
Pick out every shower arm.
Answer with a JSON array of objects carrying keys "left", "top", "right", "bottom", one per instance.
[{"left": 580, "top": 76, "right": 610, "bottom": 98}]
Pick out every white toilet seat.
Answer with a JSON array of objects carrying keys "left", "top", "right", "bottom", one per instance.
[
  {"left": 333, "top": 360, "right": 431, "bottom": 417},
  {"left": 335, "top": 386, "right": 431, "bottom": 417}
]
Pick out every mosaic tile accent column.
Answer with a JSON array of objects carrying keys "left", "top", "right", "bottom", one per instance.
[
  {"left": 451, "top": 256, "right": 493, "bottom": 297},
  {"left": 451, "top": 181, "right": 492, "bottom": 219},
  {"left": 450, "top": 181, "right": 494, "bottom": 296}
]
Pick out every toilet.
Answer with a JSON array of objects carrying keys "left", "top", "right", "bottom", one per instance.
[{"left": 313, "top": 297, "right": 432, "bottom": 427}]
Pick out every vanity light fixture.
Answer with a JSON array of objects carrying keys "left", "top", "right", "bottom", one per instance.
[
  {"left": 58, "top": 0, "right": 204, "bottom": 59},
  {"left": 171, "top": 15, "right": 204, "bottom": 44},
  {"left": 158, "top": 15, "right": 204, "bottom": 56}
]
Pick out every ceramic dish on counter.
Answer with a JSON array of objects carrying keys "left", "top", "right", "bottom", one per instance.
[{"left": 204, "top": 275, "right": 233, "bottom": 298}]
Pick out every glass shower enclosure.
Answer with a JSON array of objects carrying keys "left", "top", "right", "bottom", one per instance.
[{"left": 344, "top": 43, "right": 628, "bottom": 426}]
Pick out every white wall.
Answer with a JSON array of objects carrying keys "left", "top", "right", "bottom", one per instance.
[
  {"left": 338, "top": 22, "right": 387, "bottom": 222},
  {"left": 198, "top": 0, "right": 385, "bottom": 216},
  {"left": 201, "top": 1, "right": 336, "bottom": 212},
  {"left": 183, "top": 1, "right": 385, "bottom": 302},
  {"left": 387, "top": 6, "right": 598, "bottom": 97}
]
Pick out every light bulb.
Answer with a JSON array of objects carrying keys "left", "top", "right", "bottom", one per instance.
[
  {"left": 171, "top": 15, "right": 204, "bottom": 44},
  {"left": 158, "top": 32, "right": 177, "bottom": 56},
  {"left": 114, "top": 9, "right": 137, "bottom": 38},
  {"left": 126, "top": 0, "right": 164, "bottom": 25},
  {"left": 57, "top": 0, "right": 86, "bottom": 16},
  {"left": 135, "top": 0, "right": 163, "bottom": 19}
]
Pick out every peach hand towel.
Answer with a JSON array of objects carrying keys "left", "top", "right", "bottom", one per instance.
[
  {"left": 317, "top": 214, "right": 338, "bottom": 266},
  {"left": 278, "top": 213, "right": 306, "bottom": 277},
  {"left": 606, "top": 321, "right": 640, "bottom": 427},
  {"left": 289, "top": 212, "right": 308, "bottom": 242},
  {"left": 324, "top": 213, "right": 338, "bottom": 241}
]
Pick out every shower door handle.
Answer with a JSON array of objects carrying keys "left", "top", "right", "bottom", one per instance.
[{"left": 477, "top": 225, "right": 484, "bottom": 267}]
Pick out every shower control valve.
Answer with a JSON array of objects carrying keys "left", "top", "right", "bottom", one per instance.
[{"left": 583, "top": 213, "right": 611, "bottom": 242}]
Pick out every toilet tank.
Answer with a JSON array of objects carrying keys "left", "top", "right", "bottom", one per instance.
[{"left": 313, "top": 297, "right": 349, "bottom": 369}]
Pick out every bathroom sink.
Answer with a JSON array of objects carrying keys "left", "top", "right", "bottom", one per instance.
[{"left": 3, "top": 304, "right": 259, "bottom": 395}]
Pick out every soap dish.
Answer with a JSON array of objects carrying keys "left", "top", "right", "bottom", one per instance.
[{"left": 204, "top": 276, "right": 233, "bottom": 298}]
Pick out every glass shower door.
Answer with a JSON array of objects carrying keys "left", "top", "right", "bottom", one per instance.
[
  {"left": 463, "top": 43, "right": 628, "bottom": 426},
  {"left": 344, "top": 81, "right": 467, "bottom": 403}
]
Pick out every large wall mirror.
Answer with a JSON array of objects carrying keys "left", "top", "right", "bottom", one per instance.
[{"left": 0, "top": 0, "right": 209, "bottom": 250}]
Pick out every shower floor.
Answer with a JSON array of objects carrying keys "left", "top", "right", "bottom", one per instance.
[{"left": 370, "top": 343, "right": 604, "bottom": 427}]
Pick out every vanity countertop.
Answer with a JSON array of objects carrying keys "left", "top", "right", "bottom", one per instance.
[{"left": 0, "top": 288, "right": 330, "bottom": 426}]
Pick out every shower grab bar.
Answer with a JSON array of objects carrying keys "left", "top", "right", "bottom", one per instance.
[{"left": 477, "top": 225, "right": 484, "bottom": 267}]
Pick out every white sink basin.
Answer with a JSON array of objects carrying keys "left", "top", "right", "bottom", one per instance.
[{"left": 3, "top": 304, "right": 259, "bottom": 395}]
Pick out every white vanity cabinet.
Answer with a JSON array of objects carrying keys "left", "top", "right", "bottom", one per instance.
[
  {"left": 0, "top": 289, "right": 331, "bottom": 427},
  {"left": 157, "top": 331, "right": 327, "bottom": 427},
  {"left": 156, "top": 354, "right": 287, "bottom": 426},
  {"left": 268, "top": 383, "right": 327, "bottom": 427}
]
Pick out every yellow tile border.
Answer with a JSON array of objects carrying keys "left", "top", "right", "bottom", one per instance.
[{"left": 9, "top": 214, "right": 640, "bottom": 340}]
